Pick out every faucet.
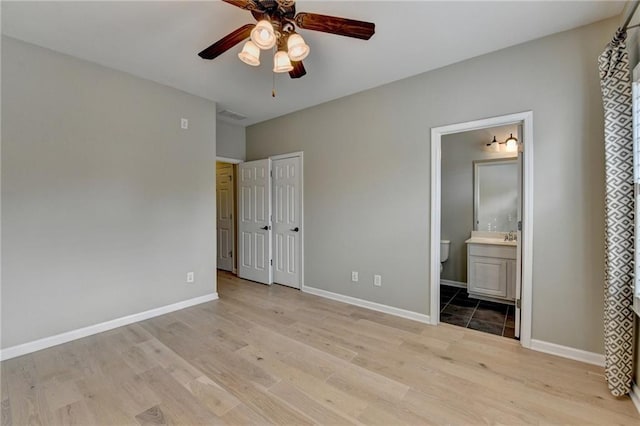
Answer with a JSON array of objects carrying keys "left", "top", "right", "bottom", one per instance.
[{"left": 505, "top": 231, "right": 517, "bottom": 242}]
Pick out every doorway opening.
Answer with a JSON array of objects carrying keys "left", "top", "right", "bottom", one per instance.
[
  {"left": 216, "top": 157, "right": 242, "bottom": 274},
  {"left": 430, "top": 112, "right": 533, "bottom": 348}
]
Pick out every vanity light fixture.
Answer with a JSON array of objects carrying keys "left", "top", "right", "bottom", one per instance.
[
  {"left": 505, "top": 133, "right": 519, "bottom": 153},
  {"left": 486, "top": 134, "right": 519, "bottom": 153},
  {"left": 486, "top": 136, "right": 500, "bottom": 152}
]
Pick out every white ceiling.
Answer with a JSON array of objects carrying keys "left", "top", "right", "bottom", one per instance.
[{"left": 2, "top": 1, "right": 625, "bottom": 126}]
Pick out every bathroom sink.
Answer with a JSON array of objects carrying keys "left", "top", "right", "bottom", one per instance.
[{"left": 465, "top": 236, "right": 517, "bottom": 246}]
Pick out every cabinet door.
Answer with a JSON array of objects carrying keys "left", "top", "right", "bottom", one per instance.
[{"left": 468, "top": 256, "right": 508, "bottom": 298}]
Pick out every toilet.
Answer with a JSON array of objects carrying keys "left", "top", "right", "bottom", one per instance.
[{"left": 440, "top": 240, "right": 450, "bottom": 273}]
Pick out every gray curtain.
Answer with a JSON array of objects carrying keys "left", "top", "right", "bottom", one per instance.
[{"left": 598, "top": 28, "right": 635, "bottom": 397}]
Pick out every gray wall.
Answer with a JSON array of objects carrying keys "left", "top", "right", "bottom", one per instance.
[
  {"left": 216, "top": 121, "right": 246, "bottom": 161},
  {"left": 247, "top": 18, "right": 616, "bottom": 353},
  {"left": 1, "top": 37, "right": 217, "bottom": 349},
  {"left": 441, "top": 125, "right": 516, "bottom": 284}
]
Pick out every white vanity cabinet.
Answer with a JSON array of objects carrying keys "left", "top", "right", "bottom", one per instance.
[{"left": 466, "top": 242, "right": 516, "bottom": 302}]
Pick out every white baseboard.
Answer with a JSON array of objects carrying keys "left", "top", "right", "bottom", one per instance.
[
  {"left": 0, "top": 293, "right": 219, "bottom": 361},
  {"left": 440, "top": 279, "right": 467, "bottom": 289},
  {"left": 529, "top": 339, "right": 605, "bottom": 366},
  {"left": 301, "top": 286, "right": 431, "bottom": 324},
  {"left": 631, "top": 382, "right": 640, "bottom": 415}
]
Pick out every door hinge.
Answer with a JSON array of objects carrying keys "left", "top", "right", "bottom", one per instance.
[
  {"left": 516, "top": 298, "right": 521, "bottom": 309},
  {"left": 270, "top": 259, "right": 273, "bottom": 266},
  {"left": 229, "top": 251, "right": 233, "bottom": 257},
  {"left": 517, "top": 221, "right": 522, "bottom": 231},
  {"left": 229, "top": 175, "right": 232, "bottom": 181}
]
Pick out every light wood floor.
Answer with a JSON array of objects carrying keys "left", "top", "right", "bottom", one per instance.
[{"left": 2, "top": 271, "right": 639, "bottom": 425}]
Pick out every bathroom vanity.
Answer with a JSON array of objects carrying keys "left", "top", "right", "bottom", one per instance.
[{"left": 465, "top": 232, "right": 516, "bottom": 303}]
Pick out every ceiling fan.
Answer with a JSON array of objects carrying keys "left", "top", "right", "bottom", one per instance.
[{"left": 198, "top": 0, "right": 375, "bottom": 79}]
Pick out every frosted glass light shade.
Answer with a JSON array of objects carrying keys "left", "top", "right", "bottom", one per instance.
[
  {"left": 505, "top": 133, "right": 518, "bottom": 152},
  {"left": 251, "top": 20, "right": 276, "bottom": 50},
  {"left": 273, "top": 50, "right": 294, "bottom": 73},
  {"left": 287, "top": 33, "right": 310, "bottom": 61},
  {"left": 238, "top": 41, "right": 260, "bottom": 66}
]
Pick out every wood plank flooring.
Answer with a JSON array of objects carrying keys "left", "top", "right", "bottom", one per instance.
[{"left": 2, "top": 271, "right": 639, "bottom": 425}]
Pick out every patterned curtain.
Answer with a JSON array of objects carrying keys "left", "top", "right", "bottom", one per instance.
[{"left": 598, "top": 28, "right": 635, "bottom": 397}]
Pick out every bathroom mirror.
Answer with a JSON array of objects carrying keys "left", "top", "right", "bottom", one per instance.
[{"left": 473, "top": 158, "right": 518, "bottom": 232}]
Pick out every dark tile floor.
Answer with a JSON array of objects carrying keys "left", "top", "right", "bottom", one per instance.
[{"left": 440, "top": 285, "right": 516, "bottom": 338}]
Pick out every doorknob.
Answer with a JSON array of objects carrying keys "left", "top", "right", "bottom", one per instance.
[
  {"left": 261, "top": 226, "right": 269, "bottom": 230},
  {"left": 291, "top": 227, "right": 299, "bottom": 232}
]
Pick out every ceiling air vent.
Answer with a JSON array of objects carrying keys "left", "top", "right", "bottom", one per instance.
[{"left": 218, "top": 109, "right": 247, "bottom": 121}]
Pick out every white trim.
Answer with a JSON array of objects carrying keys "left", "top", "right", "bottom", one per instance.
[
  {"left": 0, "top": 293, "right": 219, "bottom": 361},
  {"left": 430, "top": 111, "right": 534, "bottom": 349},
  {"left": 529, "top": 339, "right": 605, "bottom": 367},
  {"left": 302, "top": 286, "right": 431, "bottom": 324},
  {"left": 630, "top": 382, "right": 640, "bottom": 415},
  {"left": 216, "top": 156, "right": 243, "bottom": 164},
  {"left": 269, "top": 151, "right": 304, "bottom": 161},
  {"left": 271, "top": 151, "right": 304, "bottom": 290},
  {"left": 440, "top": 279, "right": 467, "bottom": 289}
]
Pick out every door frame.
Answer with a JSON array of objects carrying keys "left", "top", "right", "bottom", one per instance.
[
  {"left": 270, "top": 151, "right": 305, "bottom": 290},
  {"left": 216, "top": 156, "right": 243, "bottom": 274},
  {"left": 429, "top": 111, "right": 534, "bottom": 348},
  {"left": 216, "top": 161, "right": 235, "bottom": 273}
]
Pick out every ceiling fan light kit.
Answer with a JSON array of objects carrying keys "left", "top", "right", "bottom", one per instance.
[
  {"left": 250, "top": 19, "right": 277, "bottom": 49},
  {"left": 273, "top": 50, "right": 294, "bottom": 73},
  {"left": 287, "top": 33, "right": 309, "bottom": 61},
  {"left": 238, "top": 40, "right": 261, "bottom": 66},
  {"left": 198, "top": 0, "right": 375, "bottom": 85}
]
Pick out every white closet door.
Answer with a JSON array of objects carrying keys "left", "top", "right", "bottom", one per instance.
[
  {"left": 238, "top": 159, "right": 272, "bottom": 285},
  {"left": 272, "top": 156, "right": 302, "bottom": 288},
  {"left": 216, "top": 163, "right": 234, "bottom": 272}
]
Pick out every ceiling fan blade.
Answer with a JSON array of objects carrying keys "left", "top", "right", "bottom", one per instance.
[
  {"left": 222, "top": 0, "right": 258, "bottom": 10},
  {"left": 294, "top": 12, "right": 375, "bottom": 40},
  {"left": 289, "top": 61, "right": 306, "bottom": 79},
  {"left": 198, "top": 24, "right": 255, "bottom": 60}
]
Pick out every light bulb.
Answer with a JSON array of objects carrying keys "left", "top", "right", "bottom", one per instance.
[
  {"left": 273, "top": 50, "right": 294, "bottom": 73},
  {"left": 505, "top": 133, "right": 518, "bottom": 152},
  {"left": 250, "top": 20, "right": 276, "bottom": 50},
  {"left": 238, "top": 40, "right": 260, "bottom": 66},
  {"left": 287, "top": 33, "right": 310, "bottom": 61}
]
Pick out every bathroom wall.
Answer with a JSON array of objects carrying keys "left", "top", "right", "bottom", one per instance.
[{"left": 441, "top": 125, "right": 517, "bottom": 284}]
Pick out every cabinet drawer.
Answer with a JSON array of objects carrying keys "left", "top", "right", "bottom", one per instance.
[{"left": 468, "top": 244, "right": 516, "bottom": 260}]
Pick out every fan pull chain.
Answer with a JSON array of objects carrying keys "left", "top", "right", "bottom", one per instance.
[
  {"left": 272, "top": 72, "right": 276, "bottom": 98},
  {"left": 272, "top": 45, "right": 277, "bottom": 98}
]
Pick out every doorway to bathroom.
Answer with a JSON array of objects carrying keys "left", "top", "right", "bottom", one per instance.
[{"left": 430, "top": 112, "right": 533, "bottom": 347}]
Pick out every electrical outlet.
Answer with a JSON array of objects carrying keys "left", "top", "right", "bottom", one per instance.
[
  {"left": 374, "top": 275, "right": 382, "bottom": 287},
  {"left": 187, "top": 272, "right": 194, "bottom": 283},
  {"left": 181, "top": 118, "right": 189, "bottom": 129},
  {"left": 351, "top": 271, "right": 359, "bottom": 282}
]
